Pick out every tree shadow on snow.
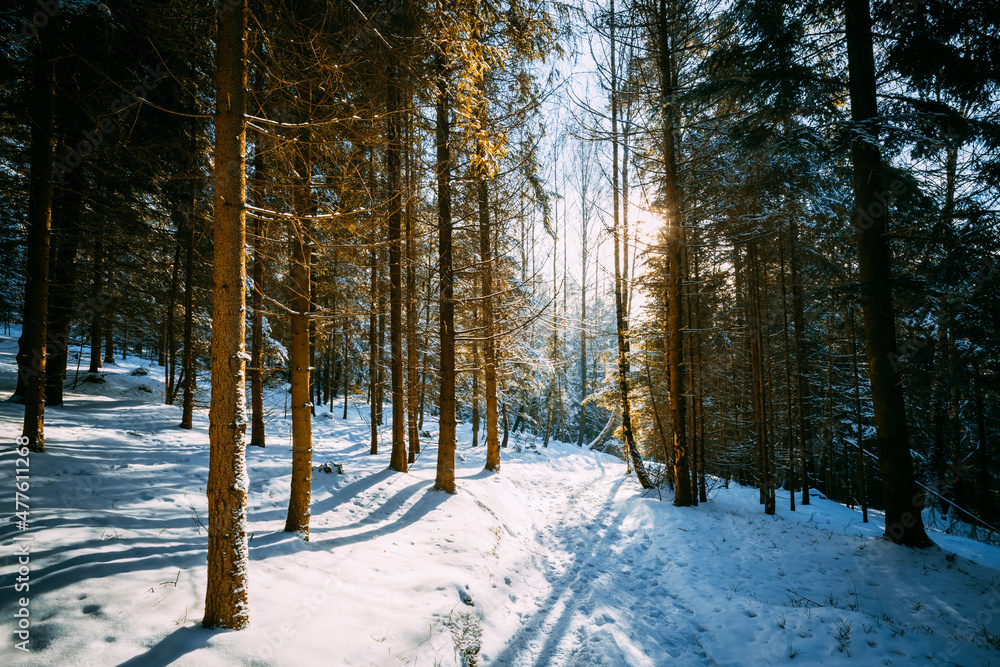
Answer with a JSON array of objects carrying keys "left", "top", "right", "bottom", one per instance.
[
  {"left": 115, "top": 625, "right": 215, "bottom": 667},
  {"left": 489, "top": 476, "right": 630, "bottom": 666},
  {"left": 309, "top": 483, "right": 449, "bottom": 547}
]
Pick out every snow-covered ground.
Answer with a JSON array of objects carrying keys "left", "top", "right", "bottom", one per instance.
[{"left": 1, "top": 330, "right": 999, "bottom": 666}]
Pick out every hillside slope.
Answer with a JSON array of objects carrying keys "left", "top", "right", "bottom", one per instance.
[{"left": 1, "top": 334, "right": 998, "bottom": 666}]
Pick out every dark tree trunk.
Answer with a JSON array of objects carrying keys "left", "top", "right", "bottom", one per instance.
[
  {"left": 369, "top": 248, "right": 379, "bottom": 455},
  {"left": 103, "top": 303, "right": 114, "bottom": 364},
  {"left": 789, "top": 221, "right": 814, "bottom": 505},
  {"left": 249, "top": 138, "right": 266, "bottom": 446},
  {"left": 657, "top": 0, "right": 688, "bottom": 500},
  {"left": 387, "top": 66, "right": 407, "bottom": 473},
  {"left": 164, "top": 242, "right": 180, "bottom": 404},
  {"left": 45, "top": 170, "right": 82, "bottom": 408},
  {"left": 845, "top": 0, "right": 930, "bottom": 547},
  {"left": 87, "top": 235, "right": 103, "bottom": 374},
  {"left": 434, "top": 56, "right": 457, "bottom": 494},
  {"left": 19, "top": 1, "right": 56, "bottom": 452},
  {"left": 179, "top": 212, "right": 196, "bottom": 430}
]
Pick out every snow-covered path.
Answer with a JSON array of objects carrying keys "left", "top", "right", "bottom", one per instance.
[{"left": 491, "top": 458, "right": 711, "bottom": 666}]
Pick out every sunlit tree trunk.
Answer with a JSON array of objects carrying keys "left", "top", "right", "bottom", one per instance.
[
  {"left": 204, "top": 0, "right": 250, "bottom": 628},
  {"left": 284, "top": 86, "right": 313, "bottom": 538}
]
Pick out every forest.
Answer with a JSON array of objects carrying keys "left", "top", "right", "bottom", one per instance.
[{"left": 1, "top": 0, "right": 999, "bottom": 664}]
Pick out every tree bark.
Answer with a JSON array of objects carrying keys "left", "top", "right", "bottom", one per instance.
[
  {"left": 369, "top": 247, "right": 379, "bottom": 455},
  {"left": 387, "top": 67, "right": 407, "bottom": 473},
  {"left": 164, "top": 241, "right": 181, "bottom": 404},
  {"left": 249, "top": 135, "right": 266, "bottom": 446},
  {"left": 434, "top": 56, "right": 457, "bottom": 494},
  {"left": 19, "top": 1, "right": 55, "bottom": 452},
  {"left": 405, "top": 110, "right": 420, "bottom": 462},
  {"left": 204, "top": 0, "right": 250, "bottom": 629},
  {"left": 45, "top": 170, "right": 82, "bottom": 408},
  {"left": 789, "top": 221, "right": 813, "bottom": 505},
  {"left": 844, "top": 0, "right": 931, "bottom": 547},
  {"left": 284, "top": 87, "right": 313, "bottom": 538},
  {"left": 87, "top": 235, "right": 103, "bottom": 374},
  {"left": 179, "top": 209, "right": 196, "bottom": 430},
  {"left": 479, "top": 178, "right": 500, "bottom": 471},
  {"left": 609, "top": 0, "right": 653, "bottom": 489},
  {"left": 658, "top": 0, "right": 689, "bottom": 502}
]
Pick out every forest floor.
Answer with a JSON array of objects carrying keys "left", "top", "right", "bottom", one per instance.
[{"left": 1, "top": 330, "right": 999, "bottom": 666}]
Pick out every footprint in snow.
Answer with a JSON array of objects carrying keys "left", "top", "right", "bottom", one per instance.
[{"left": 593, "top": 612, "right": 615, "bottom": 626}]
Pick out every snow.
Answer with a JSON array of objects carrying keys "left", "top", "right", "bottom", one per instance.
[{"left": 1, "top": 329, "right": 999, "bottom": 666}]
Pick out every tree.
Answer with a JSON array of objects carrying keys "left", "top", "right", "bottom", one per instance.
[
  {"left": 203, "top": 0, "right": 251, "bottom": 629},
  {"left": 433, "top": 49, "right": 457, "bottom": 494},
  {"left": 609, "top": 0, "right": 653, "bottom": 489},
  {"left": 844, "top": 0, "right": 931, "bottom": 548},
  {"left": 18, "top": 0, "right": 56, "bottom": 453}
]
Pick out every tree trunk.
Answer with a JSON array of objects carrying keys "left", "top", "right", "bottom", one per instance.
[
  {"left": 342, "top": 330, "right": 350, "bottom": 420},
  {"left": 45, "top": 171, "right": 82, "bottom": 408},
  {"left": 103, "top": 302, "right": 114, "bottom": 364},
  {"left": 387, "top": 68, "right": 407, "bottom": 473},
  {"left": 609, "top": 0, "right": 653, "bottom": 489},
  {"left": 789, "top": 221, "right": 814, "bottom": 505},
  {"left": 369, "top": 248, "right": 379, "bottom": 455},
  {"left": 180, "top": 211, "right": 196, "bottom": 430},
  {"left": 577, "top": 198, "right": 588, "bottom": 447},
  {"left": 203, "top": 0, "right": 250, "bottom": 629},
  {"left": 249, "top": 137, "right": 266, "bottom": 446},
  {"left": 658, "top": 0, "right": 689, "bottom": 501},
  {"left": 849, "top": 306, "right": 868, "bottom": 522},
  {"left": 164, "top": 241, "right": 181, "bottom": 404},
  {"left": 974, "top": 370, "right": 993, "bottom": 524},
  {"left": 19, "top": 2, "right": 55, "bottom": 452},
  {"left": 479, "top": 177, "right": 500, "bottom": 471},
  {"left": 472, "top": 334, "right": 480, "bottom": 448},
  {"left": 845, "top": 0, "right": 930, "bottom": 547},
  {"left": 87, "top": 235, "right": 103, "bottom": 374},
  {"left": 405, "top": 110, "right": 420, "bottom": 462},
  {"left": 284, "top": 87, "right": 313, "bottom": 538},
  {"left": 779, "top": 235, "right": 795, "bottom": 511},
  {"left": 434, "top": 56, "right": 457, "bottom": 494}
]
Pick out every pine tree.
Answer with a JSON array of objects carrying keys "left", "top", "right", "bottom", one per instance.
[{"left": 203, "top": 0, "right": 251, "bottom": 629}]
